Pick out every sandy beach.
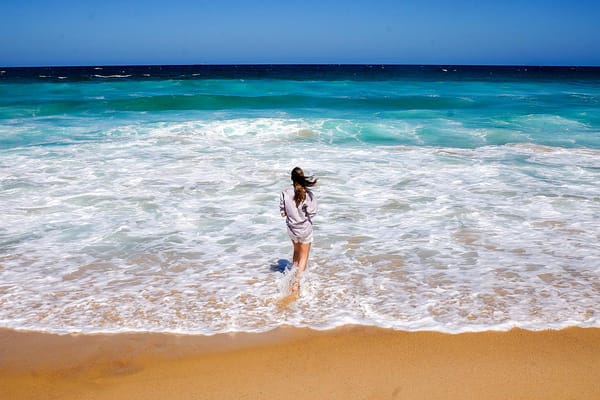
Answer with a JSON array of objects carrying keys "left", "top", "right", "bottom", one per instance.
[{"left": 1, "top": 326, "right": 599, "bottom": 400}]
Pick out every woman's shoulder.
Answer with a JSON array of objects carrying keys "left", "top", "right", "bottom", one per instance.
[{"left": 281, "top": 186, "right": 295, "bottom": 196}]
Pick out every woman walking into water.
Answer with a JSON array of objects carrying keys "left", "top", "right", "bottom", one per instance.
[{"left": 280, "top": 167, "right": 317, "bottom": 295}]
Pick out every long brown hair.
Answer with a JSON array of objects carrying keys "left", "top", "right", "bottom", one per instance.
[{"left": 291, "top": 167, "right": 317, "bottom": 206}]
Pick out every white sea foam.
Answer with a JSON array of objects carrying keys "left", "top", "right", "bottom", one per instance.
[
  {"left": 93, "top": 74, "right": 132, "bottom": 78},
  {"left": 0, "top": 118, "right": 599, "bottom": 334},
  {"left": 277, "top": 263, "right": 297, "bottom": 296}
]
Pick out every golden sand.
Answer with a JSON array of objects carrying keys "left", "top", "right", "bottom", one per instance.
[{"left": 1, "top": 326, "right": 599, "bottom": 400}]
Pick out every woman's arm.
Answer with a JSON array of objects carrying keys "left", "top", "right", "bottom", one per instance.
[
  {"left": 279, "top": 191, "right": 286, "bottom": 217},
  {"left": 304, "top": 191, "right": 317, "bottom": 218}
]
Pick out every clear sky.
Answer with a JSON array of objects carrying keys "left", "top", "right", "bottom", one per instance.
[{"left": 1, "top": 0, "right": 599, "bottom": 67}]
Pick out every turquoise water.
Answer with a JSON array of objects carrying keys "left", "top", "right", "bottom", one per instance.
[
  {"left": 1, "top": 66, "right": 599, "bottom": 333},
  {"left": 2, "top": 73, "right": 600, "bottom": 149}
]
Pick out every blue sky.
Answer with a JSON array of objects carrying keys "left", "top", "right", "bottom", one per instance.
[{"left": 1, "top": 0, "right": 599, "bottom": 66}]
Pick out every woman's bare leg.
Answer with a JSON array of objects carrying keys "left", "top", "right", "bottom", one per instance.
[
  {"left": 292, "top": 242, "right": 311, "bottom": 294},
  {"left": 292, "top": 241, "right": 301, "bottom": 266}
]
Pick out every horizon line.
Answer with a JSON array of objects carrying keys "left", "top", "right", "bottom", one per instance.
[{"left": 2, "top": 63, "right": 600, "bottom": 69}]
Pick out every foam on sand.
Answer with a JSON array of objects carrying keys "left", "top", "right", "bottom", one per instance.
[{"left": 1, "top": 118, "right": 599, "bottom": 334}]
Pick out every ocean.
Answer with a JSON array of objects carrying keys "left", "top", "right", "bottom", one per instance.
[{"left": 1, "top": 65, "right": 599, "bottom": 334}]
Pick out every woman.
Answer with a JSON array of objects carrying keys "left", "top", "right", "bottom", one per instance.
[{"left": 279, "top": 167, "right": 318, "bottom": 294}]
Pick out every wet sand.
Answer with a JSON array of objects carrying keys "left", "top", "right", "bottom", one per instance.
[{"left": 1, "top": 326, "right": 599, "bottom": 399}]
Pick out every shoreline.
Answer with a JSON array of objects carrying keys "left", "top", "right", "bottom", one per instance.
[{"left": 1, "top": 326, "right": 599, "bottom": 399}]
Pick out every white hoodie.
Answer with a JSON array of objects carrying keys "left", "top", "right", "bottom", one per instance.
[{"left": 279, "top": 186, "right": 317, "bottom": 239}]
